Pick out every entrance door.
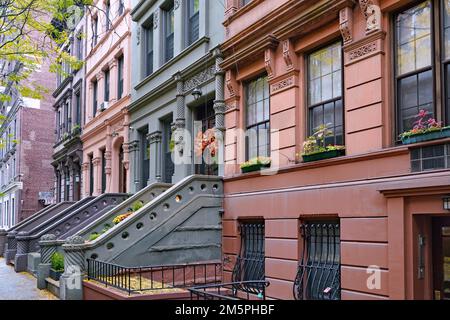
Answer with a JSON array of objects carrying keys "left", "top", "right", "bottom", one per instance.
[
  {"left": 162, "top": 118, "right": 174, "bottom": 184},
  {"left": 118, "top": 145, "right": 126, "bottom": 193},
  {"left": 195, "top": 100, "right": 218, "bottom": 176},
  {"left": 432, "top": 217, "right": 450, "bottom": 300}
]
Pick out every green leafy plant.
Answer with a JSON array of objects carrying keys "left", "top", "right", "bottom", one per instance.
[
  {"left": 399, "top": 110, "right": 449, "bottom": 140},
  {"left": 88, "top": 233, "right": 100, "bottom": 241},
  {"left": 240, "top": 156, "right": 271, "bottom": 169},
  {"left": 131, "top": 200, "right": 144, "bottom": 212},
  {"left": 300, "top": 124, "right": 345, "bottom": 156},
  {"left": 50, "top": 252, "right": 64, "bottom": 272}
]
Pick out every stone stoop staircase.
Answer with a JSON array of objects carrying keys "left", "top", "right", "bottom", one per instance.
[
  {"left": 57, "top": 175, "right": 223, "bottom": 299},
  {"left": 35, "top": 182, "right": 171, "bottom": 296},
  {"left": 13, "top": 193, "right": 129, "bottom": 273},
  {"left": 3, "top": 201, "right": 76, "bottom": 264}
]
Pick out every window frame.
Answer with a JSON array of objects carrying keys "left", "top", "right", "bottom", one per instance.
[
  {"left": 118, "top": 55, "right": 124, "bottom": 99},
  {"left": 104, "top": 69, "right": 110, "bottom": 102},
  {"left": 244, "top": 74, "right": 271, "bottom": 161},
  {"left": 393, "top": 0, "right": 437, "bottom": 139},
  {"left": 143, "top": 18, "right": 154, "bottom": 77},
  {"left": 163, "top": 2, "right": 175, "bottom": 63},
  {"left": 186, "top": 0, "right": 200, "bottom": 47},
  {"left": 92, "top": 80, "right": 98, "bottom": 116},
  {"left": 306, "top": 40, "right": 345, "bottom": 147}
]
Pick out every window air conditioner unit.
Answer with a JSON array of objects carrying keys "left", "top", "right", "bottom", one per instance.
[{"left": 100, "top": 101, "right": 108, "bottom": 111}]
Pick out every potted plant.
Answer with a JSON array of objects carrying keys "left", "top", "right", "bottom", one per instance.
[
  {"left": 400, "top": 110, "right": 450, "bottom": 144},
  {"left": 49, "top": 252, "right": 64, "bottom": 281},
  {"left": 240, "top": 156, "right": 271, "bottom": 173},
  {"left": 300, "top": 124, "right": 345, "bottom": 163},
  {"left": 72, "top": 124, "right": 81, "bottom": 135}
]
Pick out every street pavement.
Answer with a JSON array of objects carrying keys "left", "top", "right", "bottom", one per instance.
[{"left": 0, "top": 258, "right": 57, "bottom": 300}]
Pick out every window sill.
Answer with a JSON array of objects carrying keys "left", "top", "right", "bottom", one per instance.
[{"left": 134, "top": 36, "right": 210, "bottom": 92}]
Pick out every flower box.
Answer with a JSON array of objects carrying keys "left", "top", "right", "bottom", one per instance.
[
  {"left": 49, "top": 268, "right": 63, "bottom": 281},
  {"left": 241, "top": 163, "right": 271, "bottom": 173},
  {"left": 302, "top": 149, "right": 345, "bottom": 163},
  {"left": 401, "top": 127, "right": 450, "bottom": 145}
]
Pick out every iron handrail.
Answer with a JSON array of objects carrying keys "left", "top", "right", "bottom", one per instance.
[
  {"left": 86, "top": 258, "right": 222, "bottom": 295},
  {"left": 189, "top": 280, "right": 270, "bottom": 300}
]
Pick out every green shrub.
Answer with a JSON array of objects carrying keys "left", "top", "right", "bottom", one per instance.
[
  {"left": 50, "top": 252, "right": 64, "bottom": 272},
  {"left": 89, "top": 233, "right": 100, "bottom": 241},
  {"left": 131, "top": 200, "right": 144, "bottom": 212}
]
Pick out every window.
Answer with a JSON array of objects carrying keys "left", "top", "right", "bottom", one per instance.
[
  {"left": 164, "top": 2, "right": 175, "bottom": 63},
  {"left": 395, "top": 1, "right": 433, "bottom": 135},
  {"left": 92, "top": 80, "right": 98, "bottom": 116},
  {"left": 308, "top": 42, "right": 343, "bottom": 146},
  {"left": 101, "top": 149, "right": 106, "bottom": 193},
  {"left": 245, "top": 75, "right": 270, "bottom": 160},
  {"left": 75, "top": 91, "right": 81, "bottom": 125},
  {"left": 144, "top": 21, "right": 154, "bottom": 76},
  {"left": 118, "top": 0, "right": 125, "bottom": 16},
  {"left": 104, "top": 69, "right": 110, "bottom": 102},
  {"left": 241, "top": 0, "right": 252, "bottom": 7},
  {"left": 187, "top": 0, "right": 200, "bottom": 46},
  {"left": 411, "top": 143, "right": 450, "bottom": 172},
  {"left": 92, "top": 17, "right": 98, "bottom": 46},
  {"left": 65, "top": 171, "right": 70, "bottom": 201},
  {"left": 232, "top": 221, "right": 265, "bottom": 292},
  {"left": 294, "top": 221, "right": 341, "bottom": 300},
  {"left": 11, "top": 198, "right": 14, "bottom": 226},
  {"left": 118, "top": 56, "right": 124, "bottom": 99},
  {"left": 89, "top": 155, "right": 94, "bottom": 196},
  {"left": 105, "top": 1, "right": 111, "bottom": 31},
  {"left": 76, "top": 33, "right": 83, "bottom": 61}
]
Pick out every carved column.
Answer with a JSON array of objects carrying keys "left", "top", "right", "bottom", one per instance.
[
  {"left": 213, "top": 48, "right": 226, "bottom": 176},
  {"left": 81, "top": 162, "right": 90, "bottom": 198},
  {"left": 174, "top": 73, "right": 185, "bottom": 129},
  {"left": 128, "top": 140, "right": 140, "bottom": 192},
  {"left": 105, "top": 122, "right": 113, "bottom": 193},
  {"left": 92, "top": 156, "right": 101, "bottom": 195},
  {"left": 87, "top": 82, "right": 94, "bottom": 121},
  {"left": 108, "top": 58, "right": 118, "bottom": 103},
  {"left": 148, "top": 131, "right": 162, "bottom": 183}
]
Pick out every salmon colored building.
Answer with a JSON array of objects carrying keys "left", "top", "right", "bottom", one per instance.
[
  {"left": 82, "top": 0, "right": 131, "bottom": 196},
  {"left": 221, "top": 0, "right": 450, "bottom": 300}
]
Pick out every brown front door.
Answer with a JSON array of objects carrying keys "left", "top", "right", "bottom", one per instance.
[{"left": 432, "top": 217, "right": 450, "bottom": 300}]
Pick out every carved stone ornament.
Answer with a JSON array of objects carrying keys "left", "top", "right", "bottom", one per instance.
[
  {"left": 264, "top": 48, "right": 274, "bottom": 78},
  {"left": 183, "top": 65, "right": 216, "bottom": 93},
  {"left": 65, "top": 235, "right": 85, "bottom": 245},
  {"left": 282, "top": 40, "right": 294, "bottom": 69},
  {"left": 339, "top": 7, "right": 353, "bottom": 44},
  {"left": 225, "top": 70, "right": 236, "bottom": 97},
  {"left": 359, "top": 0, "right": 381, "bottom": 33}
]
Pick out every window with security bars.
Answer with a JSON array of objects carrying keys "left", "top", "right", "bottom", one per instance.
[
  {"left": 232, "top": 222, "right": 265, "bottom": 293},
  {"left": 411, "top": 143, "right": 450, "bottom": 172},
  {"left": 294, "top": 221, "right": 341, "bottom": 300}
]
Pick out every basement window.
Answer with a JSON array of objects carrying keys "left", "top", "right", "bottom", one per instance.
[
  {"left": 294, "top": 220, "right": 341, "bottom": 300},
  {"left": 411, "top": 143, "right": 450, "bottom": 172}
]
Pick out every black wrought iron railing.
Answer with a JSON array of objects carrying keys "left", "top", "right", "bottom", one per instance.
[
  {"left": 87, "top": 259, "right": 222, "bottom": 295},
  {"left": 293, "top": 222, "right": 341, "bottom": 300},
  {"left": 189, "top": 281, "right": 270, "bottom": 300}
]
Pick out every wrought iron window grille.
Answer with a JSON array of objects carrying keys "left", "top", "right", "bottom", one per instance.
[{"left": 294, "top": 221, "right": 341, "bottom": 300}]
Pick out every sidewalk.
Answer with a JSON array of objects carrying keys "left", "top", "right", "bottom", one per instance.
[{"left": 0, "top": 258, "right": 57, "bottom": 300}]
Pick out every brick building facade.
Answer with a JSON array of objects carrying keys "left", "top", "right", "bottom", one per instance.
[{"left": 221, "top": 0, "right": 450, "bottom": 300}]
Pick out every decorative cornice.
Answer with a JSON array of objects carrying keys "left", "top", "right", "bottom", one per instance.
[{"left": 183, "top": 65, "right": 216, "bottom": 94}]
